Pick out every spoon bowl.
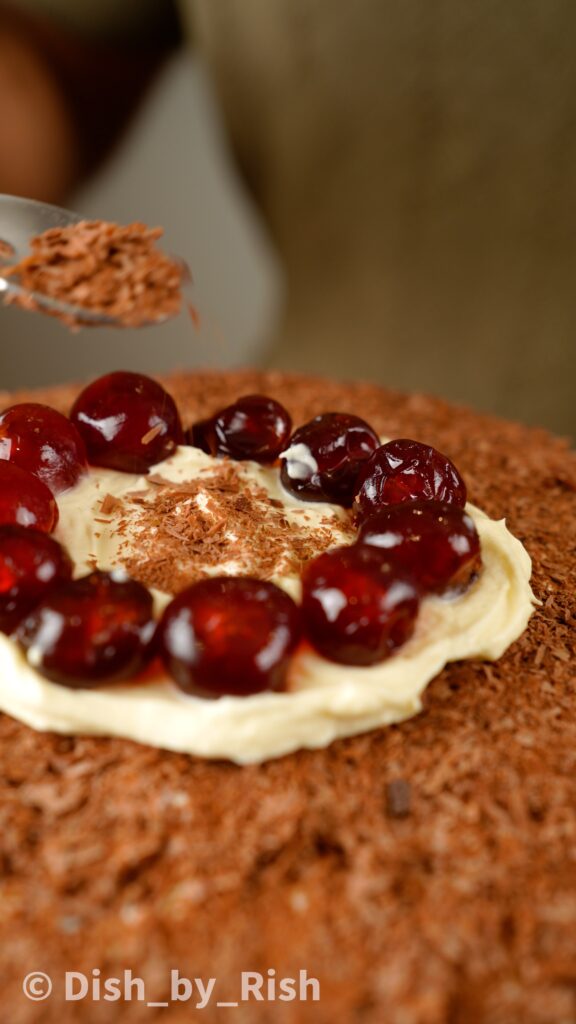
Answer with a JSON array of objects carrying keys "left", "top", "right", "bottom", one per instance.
[{"left": 0, "top": 194, "right": 184, "bottom": 327}]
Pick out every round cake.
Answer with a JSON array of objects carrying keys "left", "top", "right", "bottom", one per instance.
[{"left": 1, "top": 369, "right": 574, "bottom": 1024}]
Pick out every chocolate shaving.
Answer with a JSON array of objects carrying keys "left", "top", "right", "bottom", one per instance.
[
  {"left": 140, "top": 424, "right": 164, "bottom": 446},
  {"left": 99, "top": 493, "right": 124, "bottom": 515}
]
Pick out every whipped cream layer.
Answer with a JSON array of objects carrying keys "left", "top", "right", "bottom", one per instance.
[{"left": 0, "top": 447, "right": 536, "bottom": 764}]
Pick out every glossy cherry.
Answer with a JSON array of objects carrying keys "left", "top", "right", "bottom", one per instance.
[
  {"left": 301, "top": 545, "right": 420, "bottom": 665},
  {"left": 188, "top": 394, "right": 292, "bottom": 463},
  {"left": 17, "top": 570, "right": 155, "bottom": 686},
  {"left": 280, "top": 412, "right": 380, "bottom": 506},
  {"left": 354, "top": 438, "right": 467, "bottom": 521},
  {"left": 0, "top": 525, "right": 72, "bottom": 635},
  {"left": 358, "top": 500, "right": 481, "bottom": 596},
  {"left": 157, "top": 576, "right": 301, "bottom": 697},
  {"left": 0, "top": 403, "right": 87, "bottom": 494},
  {"left": 0, "top": 461, "right": 59, "bottom": 533},
  {"left": 70, "top": 371, "right": 183, "bottom": 473}
]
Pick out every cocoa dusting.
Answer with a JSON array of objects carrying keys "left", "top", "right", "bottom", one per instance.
[{"left": 1, "top": 220, "right": 185, "bottom": 328}]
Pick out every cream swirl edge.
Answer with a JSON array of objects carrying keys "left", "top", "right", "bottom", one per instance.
[{"left": 0, "top": 452, "right": 537, "bottom": 764}]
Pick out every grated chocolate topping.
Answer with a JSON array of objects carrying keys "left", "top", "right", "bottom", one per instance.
[{"left": 109, "top": 461, "right": 355, "bottom": 594}]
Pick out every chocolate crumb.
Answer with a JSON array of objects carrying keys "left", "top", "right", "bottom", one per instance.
[{"left": 386, "top": 779, "right": 412, "bottom": 818}]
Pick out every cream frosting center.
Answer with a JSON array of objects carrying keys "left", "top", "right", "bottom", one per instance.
[{"left": 0, "top": 447, "right": 537, "bottom": 764}]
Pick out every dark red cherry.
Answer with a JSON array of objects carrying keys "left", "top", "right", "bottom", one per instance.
[
  {"left": 0, "top": 403, "right": 87, "bottom": 494},
  {"left": 0, "top": 525, "right": 72, "bottom": 634},
  {"left": 157, "top": 576, "right": 301, "bottom": 697},
  {"left": 70, "top": 371, "right": 183, "bottom": 473},
  {"left": 188, "top": 415, "right": 218, "bottom": 457},
  {"left": 354, "top": 438, "right": 467, "bottom": 521},
  {"left": 280, "top": 413, "right": 380, "bottom": 506},
  {"left": 188, "top": 394, "right": 292, "bottom": 463},
  {"left": 301, "top": 545, "right": 420, "bottom": 665},
  {"left": 0, "top": 461, "right": 59, "bottom": 533},
  {"left": 17, "top": 570, "right": 155, "bottom": 687},
  {"left": 358, "top": 501, "right": 481, "bottom": 596}
]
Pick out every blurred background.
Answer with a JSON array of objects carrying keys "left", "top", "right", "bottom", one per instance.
[
  {"left": 0, "top": 52, "right": 284, "bottom": 386},
  {"left": 1, "top": 1, "right": 575, "bottom": 439}
]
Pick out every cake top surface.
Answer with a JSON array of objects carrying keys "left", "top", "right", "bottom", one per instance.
[{"left": 0, "top": 369, "right": 575, "bottom": 1023}]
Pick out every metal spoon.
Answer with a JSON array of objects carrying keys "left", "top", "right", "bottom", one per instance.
[{"left": 0, "top": 193, "right": 184, "bottom": 327}]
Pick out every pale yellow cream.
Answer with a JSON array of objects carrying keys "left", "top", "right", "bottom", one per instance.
[
  {"left": 52, "top": 447, "right": 356, "bottom": 606},
  {"left": 0, "top": 448, "right": 536, "bottom": 764}
]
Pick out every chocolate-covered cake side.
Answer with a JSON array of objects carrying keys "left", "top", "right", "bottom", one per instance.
[{"left": 1, "top": 370, "right": 575, "bottom": 1024}]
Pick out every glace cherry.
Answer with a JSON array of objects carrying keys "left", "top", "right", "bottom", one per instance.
[
  {"left": 17, "top": 570, "right": 155, "bottom": 686},
  {"left": 358, "top": 501, "right": 481, "bottom": 596},
  {"left": 280, "top": 413, "right": 380, "bottom": 506},
  {"left": 0, "top": 403, "right": 87, "bottom": 494},
  {"left": 0, "top": 461, "right": 59, "bottom": 533},
  {"left": 354, "top": 438, "right": 467, "bottom": 521},
  {"left": 70, "top": 371, "right": 183, "bottom": 473},
  {"left": 301, "top": 545, "right": 420, "bottom": 665},
  {"left": 157, "top": 576, "right": 301, "bottom": 697},
  {"left": 188, "top": 394, "right": 292, "bottom": 463},
  {"left": 0, "top": 525, "right": 72, "bottom": 635}
]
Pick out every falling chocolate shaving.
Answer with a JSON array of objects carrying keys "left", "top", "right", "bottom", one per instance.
[{"left": 0, "top": 238, "right": 14, "bottom": 260}]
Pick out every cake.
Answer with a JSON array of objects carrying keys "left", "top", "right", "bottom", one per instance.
[{"left": 0, "top": 369, "right": 575, "bottom": 1023}]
